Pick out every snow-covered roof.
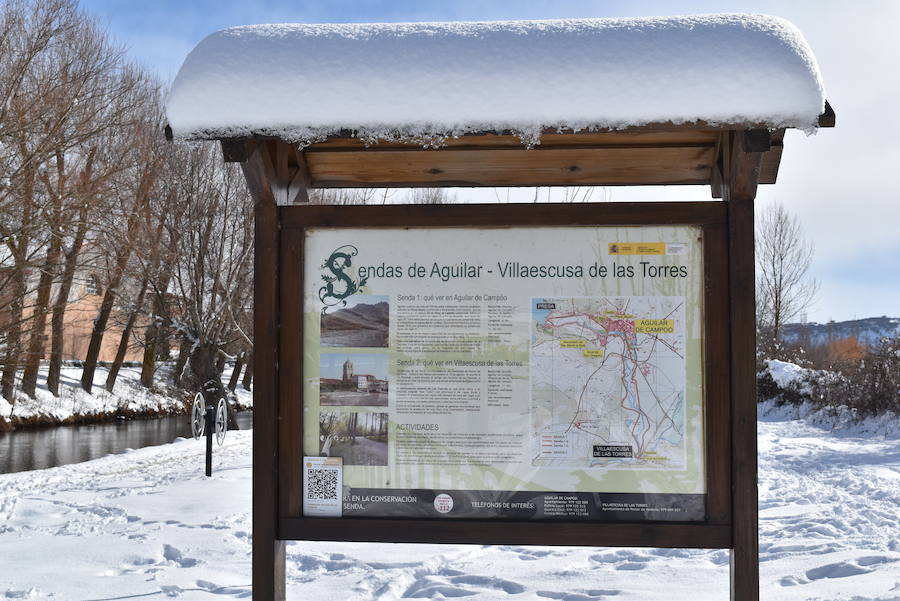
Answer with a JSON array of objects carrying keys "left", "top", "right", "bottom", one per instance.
[{"left": 166, "top": 14, "right": 827, "bottom": 146}]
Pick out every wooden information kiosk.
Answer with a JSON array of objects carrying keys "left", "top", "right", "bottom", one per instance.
[{"left": 166, "top": 15, "right": 834, "bottom": 601}]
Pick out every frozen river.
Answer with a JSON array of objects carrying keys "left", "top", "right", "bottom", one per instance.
[{"left": 0, "top": 411, "right": 252, "bottom": 473}]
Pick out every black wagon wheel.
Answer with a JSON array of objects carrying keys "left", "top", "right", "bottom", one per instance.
[
  {"left": 191, "top": 393, "right": 205, "bottom": 439},
  {"left": 215, "top": 398, "right": 227, "bottom": 446}
]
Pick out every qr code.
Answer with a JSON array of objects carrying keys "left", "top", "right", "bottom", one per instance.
[{"left": 307, "top": 468, "right": 339, "bottom": 500}]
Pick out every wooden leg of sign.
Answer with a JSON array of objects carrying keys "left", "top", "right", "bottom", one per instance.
[
  {"left": 725, "top": 131, "right": 762, "bottom": 601},
  {"left": 242, "top": 141, "right": 287, "bottom": 601}
]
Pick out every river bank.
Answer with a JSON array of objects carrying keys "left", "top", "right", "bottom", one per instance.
[
  {"left": 0, "top": 363, "right": 252, "bottom": 431},
  {"left": 0, "top": 410, "right": 253, "bottom": 473}
]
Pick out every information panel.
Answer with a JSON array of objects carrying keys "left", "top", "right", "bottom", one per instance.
[{"left": 302, "top": 226, "right": 706, "bottom": 521}]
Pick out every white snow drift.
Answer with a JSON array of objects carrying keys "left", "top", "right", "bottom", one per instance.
[{"left": 166, "top": 14, "right": 827, "bottom": 145}]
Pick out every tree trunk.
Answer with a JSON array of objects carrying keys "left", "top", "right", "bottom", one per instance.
[
  {"left": 0, "top": 266, "right": 26, "bottom": 403},
  {"left": 1, "top": 167, "right": 36, "bottom": 403},
  {"left": 215, "top": 352, "right": 226, "bottom": 373},
  {"left": 105, "top": 275, "right": 150, "bottom": 392},
  {"left": 80, "top": 276, "right": 121, "bottom": 393},
  {"left": 47, "top": 150, "right": 96, "bottom": 396},
  {"left": 47, "top": 210, "right": 89, "bottom": 396},
  {"left": 183, "top": 342, "right": 227, "bottom": 402},
  {"left": 228, "top": 351, "right": 244, "bottom": 392},
  {"left": 173, "top": 336, "right": 191, "bottom": 387},
  {"left": 80, "top": 215, "right": 140, "bottom": 393},
  {"left": 20, "top": 231, "right": 62, "bottom": 397},
  {"left": 241, "top": 353, "right": 253, "bottom": 390},
  {"left": 140, "top": 271, "right": 172, "bottom": 389},
  {"left": 181, "top": 341, "right": 239, "bottom": 429},
  {"left": 140, "top": 324, "right": 157, "bottom": 389},
  {"left": 80, "top": 155, "right": 155, "bottom": 394}
]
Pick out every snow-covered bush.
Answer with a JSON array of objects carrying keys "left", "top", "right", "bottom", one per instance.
[
  {"left": 758, "top": 336, "right": 900, "bottom": 417},
  {"left": 832, "top": 335, "right": 900, "bottom": 416},
  {"left": 757, "top": 359, "right": 835, "bottom": 406}
]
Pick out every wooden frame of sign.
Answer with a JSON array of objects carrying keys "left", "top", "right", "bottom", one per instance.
[
  {"left": 219, "top": 114, "right": 834, "bottom": 601},
  {"left": 279, "top": 200, "right": 730, "bottom": 538}
]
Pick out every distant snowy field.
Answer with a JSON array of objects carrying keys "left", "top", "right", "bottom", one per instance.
[{"left": 1, "top": 407, "right": 898, "bottom": 600}]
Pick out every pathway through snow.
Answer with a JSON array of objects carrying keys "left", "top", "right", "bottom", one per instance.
[{"left": 1, "top": 412, "right": 898, "bottom": 600}]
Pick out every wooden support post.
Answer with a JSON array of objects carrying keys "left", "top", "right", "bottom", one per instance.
[
  {"left": 241, "top": 140, "right": 286, "bottom": 601},
  {"left": 273, "top": 140, "right": 311, "bottom": 205},
  {"left": 723, "top": 131, "right": 762, "bottom": 601}
]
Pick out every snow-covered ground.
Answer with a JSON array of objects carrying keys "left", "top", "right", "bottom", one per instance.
[{"left": 1, "top": 409, "right": 898, "bottom": 600}]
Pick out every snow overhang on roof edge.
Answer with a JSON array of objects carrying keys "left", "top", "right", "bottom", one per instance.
[{"left": 165, "top": 14, "right": 828, "bottom": 147}]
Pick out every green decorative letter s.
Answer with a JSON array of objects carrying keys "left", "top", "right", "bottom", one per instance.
[{"left": 319, "top": 245, "right": 368, "bottom": 314}]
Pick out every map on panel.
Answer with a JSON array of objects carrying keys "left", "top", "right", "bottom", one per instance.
[{"left": 531, "top": 296, "right": 686, "bottom": 470}]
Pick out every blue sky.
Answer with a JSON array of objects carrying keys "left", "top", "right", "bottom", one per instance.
[{"left": 81, "top": 0, "right": 900, "bottom": 323}]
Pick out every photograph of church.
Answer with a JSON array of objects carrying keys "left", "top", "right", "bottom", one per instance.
[{"left": 319, "top": 353, "right": 389, "bottom": 407}]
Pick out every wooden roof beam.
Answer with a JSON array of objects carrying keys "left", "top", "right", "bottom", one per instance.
[
  {"left": 724, "top": 131, "right": 765, "bottom": 202},
  {"left": 303, "top": 144, "right": 716, "bottom": 188},
  {"left": 223, "top": 139, "right": 310, "bottom": 204},
  {"left": 818, "top": 100, "right": 836, "bottom": 128}
]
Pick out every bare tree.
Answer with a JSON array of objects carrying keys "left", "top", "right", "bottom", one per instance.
[
  {"left": 167, "top": 142, "right": 254, "bottom": 418},
  {"left": 406, "top": 188, "right": 453, "bottom": 204},
  {"left": 80, "top": 83, "right": 164, "bottom": 393},
  {"left": 241, "top": 353, "right": 253, "bottom": 390},
  {"left": 138, "top": 244, "right": 175, "bottom": 390},
  {"left": 45, "top": 61, "right": 150, "bottom": 395},
  {"left": 308, "top": 188, "right": 377, "bottom": 205},
  {"left": 103, "top": 275, "right": 150, "bottom": 392},
  {"left": 308, "top": 187, "right": 450, "bottom": 205},
  {"left": 226, "top": 350, "right": 246, "bottom": 392},
  {"left": 0, "top": 0, "right": 94, "bottom": 401},
  {"left": 756, "top": 202, "right": 819, "bottom": 358},
  {"left": 19, "top": 9, "right": 143, "bottom": 397}
]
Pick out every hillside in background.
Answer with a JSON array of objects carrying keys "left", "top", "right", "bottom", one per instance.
[
  {"left": 781, "top": 316, "right": 900, "bottom": 348},
  {"left": 322, "top": 302, "right": 389, "bottom": 332},
  {"left": 320, "top": 301, "right": 390, "bottom": 348}
]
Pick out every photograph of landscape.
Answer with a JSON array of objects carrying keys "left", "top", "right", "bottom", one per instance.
[
  {"left": 320, "top": 295, "right": 389, "bottom": 348},
  {"left": 318, "top": 411, "right": 389, "bottom": 466}
]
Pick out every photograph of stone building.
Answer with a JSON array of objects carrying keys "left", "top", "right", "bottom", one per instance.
[{"left": 319, "top": 353, "right": 388, "bottom": 407}]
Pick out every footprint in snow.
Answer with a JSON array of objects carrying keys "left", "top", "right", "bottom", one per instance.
[
  {"left": 778, "top": 575, "right": 807, "bottom": 586},
  {"left": 856, "top": 555, "right": 897, "bottom": 567},
  {"left": 762, "top": 541, "right": 844, "bottom": 561},
  {"left": 590, "top": 550, "right": 653, "bottom": 565},
  {"left": 497, "top": 546, "right": 557, "bottom": 560},
  {"left": 159, "top": 584, "right": 183, "bottom": 597},
  {"left": 197, "top": 580, "right": 252, "bottom": 598},
  {"left": 288, "top": 552, "right": 357, "bottom": 573},
  {"left": 537, "top": 589, "right": 620, "bottom": 601},
  {"left": 3, "top": 589, "right": 42, "bottom": 599},
  {"left": 451, "top": 575, "right": 525, "bottom": 594},
  {"left": 163, "top": 543, "right": 200, "bottom": 568},
  {"left": 366, "top": 560, "right": 424, "bottom": 570},
  {"left": 402, "top": 574, "right": 525, "bottom": 598},
  {"left": 805, "top": 561, "right": 872, "bottom": 581}
]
